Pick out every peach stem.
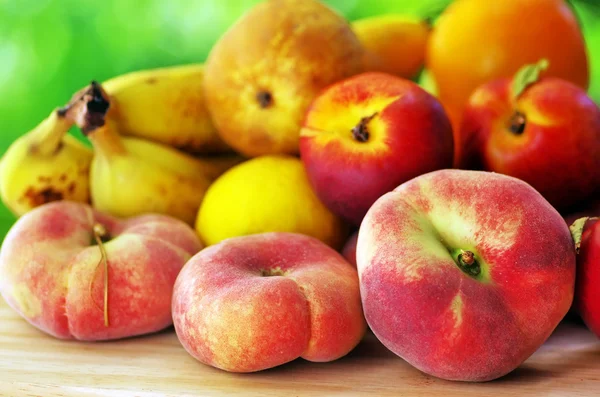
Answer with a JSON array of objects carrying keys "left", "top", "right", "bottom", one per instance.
[
  {"left": 508, "top": 111, "right": 526, "bottom": 134},
  {"left": 351, "top": 112, "right": 378, "bottom": 142},
  {"left": 256, "top": 90, "right": 273, "bottom": 108},
  {"left": 454, "top": 249, "right": 481, "bottom": 277},
  {"left": 460, "top": 250, "right": 475, "bottom": 266}
]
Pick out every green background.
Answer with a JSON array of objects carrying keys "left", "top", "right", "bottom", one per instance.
[{"left": 0, "top": 0, "right": 599, "bottom": 238}]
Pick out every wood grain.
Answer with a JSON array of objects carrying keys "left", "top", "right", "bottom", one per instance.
[{"left": 1, "top": 297, "right": 599, "bottom": 397}]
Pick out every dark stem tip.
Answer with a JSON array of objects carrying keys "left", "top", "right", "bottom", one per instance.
[
  {"left": 351, "top": 112, "right": 378, "bottom": 143},
  {"left": 256, "top": 90, "right": 273, "bottom": 109},
  {"left": 87, "top": 81, "right": 110, "bottom": 115},
  {"left": 56, "top": 106, "right": 69, "bottom": 118},
  {"left": 508, "top": 111, "right": 526, "bottom": 135}
]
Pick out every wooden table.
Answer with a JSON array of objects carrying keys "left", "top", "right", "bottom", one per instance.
[{"left": 1, "top": 298, "right": 599, "bottom": 397}]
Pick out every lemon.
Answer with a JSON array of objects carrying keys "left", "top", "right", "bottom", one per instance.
[{"left": 196, "top": 155, "right": 348, "bottom": 248}]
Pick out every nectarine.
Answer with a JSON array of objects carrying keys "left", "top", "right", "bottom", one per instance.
[
  {"left": 459, "top": 65, "right": 600, "bottom": 211},
  {"left": 300, "top": 72, "right": 453, "bottom": 225},
  {"left": 427, "top": 0, "right": 589, "bottom": 163}
]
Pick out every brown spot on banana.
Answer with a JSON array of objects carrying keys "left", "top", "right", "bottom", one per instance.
[{"left": 22, "top": 186, "right": 64, "bottom": 207}]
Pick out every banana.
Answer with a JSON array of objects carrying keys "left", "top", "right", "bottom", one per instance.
[
  {"left": 101, "top": 64, "right": 230, "bottom": 154},
  {"left": 67, "top": 82, "right": 241, "bottom": 225},
  {"left": 0, "top": 110, "right": 92, "bottom": 217}
]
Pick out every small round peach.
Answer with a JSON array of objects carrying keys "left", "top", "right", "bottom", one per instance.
[
  {"left": 358, "top": 169, "right": 576, "bottom": 381},
  {"left": 459, "top": 69, "right": 600, "bottom": 211},
  {"left": 571, "top": 217, "right": 600, "bottom": 338},
  {"left": 0, "top": 201, "right": 203, "bottom": 341},
  {"left": 300, "top": 72, "right": 453, "bottom": 226},
  {"left": 172, "top": 232, "right": 366, "bottom": 372}
]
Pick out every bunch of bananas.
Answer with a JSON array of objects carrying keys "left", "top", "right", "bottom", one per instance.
[
  {"left": 0, "top": 9, "right": 429, "bottom": 228},
  {"left": 0, "top": 64, "right": 244, "bottom": 224}
]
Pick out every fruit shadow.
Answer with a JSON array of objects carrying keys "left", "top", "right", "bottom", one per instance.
[
  {"left": 75, "top": 325, "right": 177, "bottom": 345},
  {"left": 251, "top": 330, "right": 398, "bottom": 376},
  {"left": 494, "top": 326, "right": 600, "bottom": 384},
  {"left": 492, "top": 366, "right": 555, "bottom": 384}
]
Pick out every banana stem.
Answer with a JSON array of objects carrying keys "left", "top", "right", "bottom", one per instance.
[
  {"left": 28, "top": 111, "right": 74, "bottom": 156},
  {"left": 60, "top": 81, "right": 127, "bottom": 157},
  {"left": 88, "top": 121, "right": 127, "bottom": 157}
]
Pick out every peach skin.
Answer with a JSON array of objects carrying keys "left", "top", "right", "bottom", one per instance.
[
  {"left": 0, "top": 201, "right": 202, "bottom": 341},
  {"left": 203, "top": 0, "right": 363, "bottom": 157},
  {"left": 300, "top": 72, "right": 453, "bottom": 225},
  {"left": 427, "top": 0, "right": 589, "bottom": 126},
  {"left": 358, "top": 169, "right": 576, "bottom": 381},
  {"left": 459, "top": 64, "right": 600, "bottom": 211},
  {"left": 571, "top": 217, "right": 600, "bottom": 338},
  {"left": 172, "top": 232, "right": 366, "bottom": 372}
]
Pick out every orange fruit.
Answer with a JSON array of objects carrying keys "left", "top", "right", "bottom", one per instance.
[
  {"left": 352, "top": 15, "right": 430, "bottom": 79},
  {"left": 427, "top": 0, "right": 589, "bottom": 143}
]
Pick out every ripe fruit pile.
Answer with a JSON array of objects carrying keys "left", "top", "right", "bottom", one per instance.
[{"left": 0, "top": 0, "right": 599, "bottom": 383}]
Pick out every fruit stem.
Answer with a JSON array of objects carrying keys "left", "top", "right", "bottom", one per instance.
[
  {"left": 454, "top": 249, "right": 481, "bottom": 277},
  {"left": 28, "top": 111, "right": 74, "bottom": 156},
  {"left": 460, "top": 250, "right": 475, "bottom": 266},
  {"left": 88, "top": 121, "right": 127, "bottom": 157},
  {"left": 59, "top": 81, "right": 111, "bottom": 134},
  {"left": 256, "top": 90, "right": 273, "bottom": 109},
  {"left": 61, "top": 81, "right": 127, "bottom": 156},
  {"left": 91, "top": 223, "right": 110, "bottom": 327},
  {"left": 351, "top": 112, "right": 378, "bottom": 142},
  {"left": 507, "top": 111, "right": 526, "bottom": 135},
  {"left": 260, "top": 267, "right": 287, "bottom": 277}
]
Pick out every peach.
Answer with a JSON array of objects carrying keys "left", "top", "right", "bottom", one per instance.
[
  {"left": 459, "top": 68, "right": 600, "bottom": 211},
  {"left": 203, "top": 0, "right": 363, "bottom": 157},
  {"left": 426, "top": 0, "right": 589, "bottom": 128},
  {"left": 572, "top": 218, "right": 600, "bottom": 338},
  {"left": 357, "top": 169, "right": 575, "bottom": 381},
  {"left": 300, "top": 72, "right": 453, "bottom": 225},
  {"left": 0, "top": 201, "right": 202, "bottom": 340},
  {"left": 172, "top": 232, "right": 365, "bottom": 372}
]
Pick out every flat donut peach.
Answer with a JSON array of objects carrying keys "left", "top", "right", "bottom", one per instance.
[
  {"left": 172, "top": 232, "right": 365, "bottom": 372},
  {"left": 0, "top": 201, "right": 203, "bottom": 341}
]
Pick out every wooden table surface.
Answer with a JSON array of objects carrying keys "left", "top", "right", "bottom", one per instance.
[{"left": 1, "top": 298, "right": 599, "bottom": 397}]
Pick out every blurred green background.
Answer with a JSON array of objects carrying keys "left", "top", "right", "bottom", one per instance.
[{"left": 0, "top": 0, "right": 599, "bottom": 239}]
